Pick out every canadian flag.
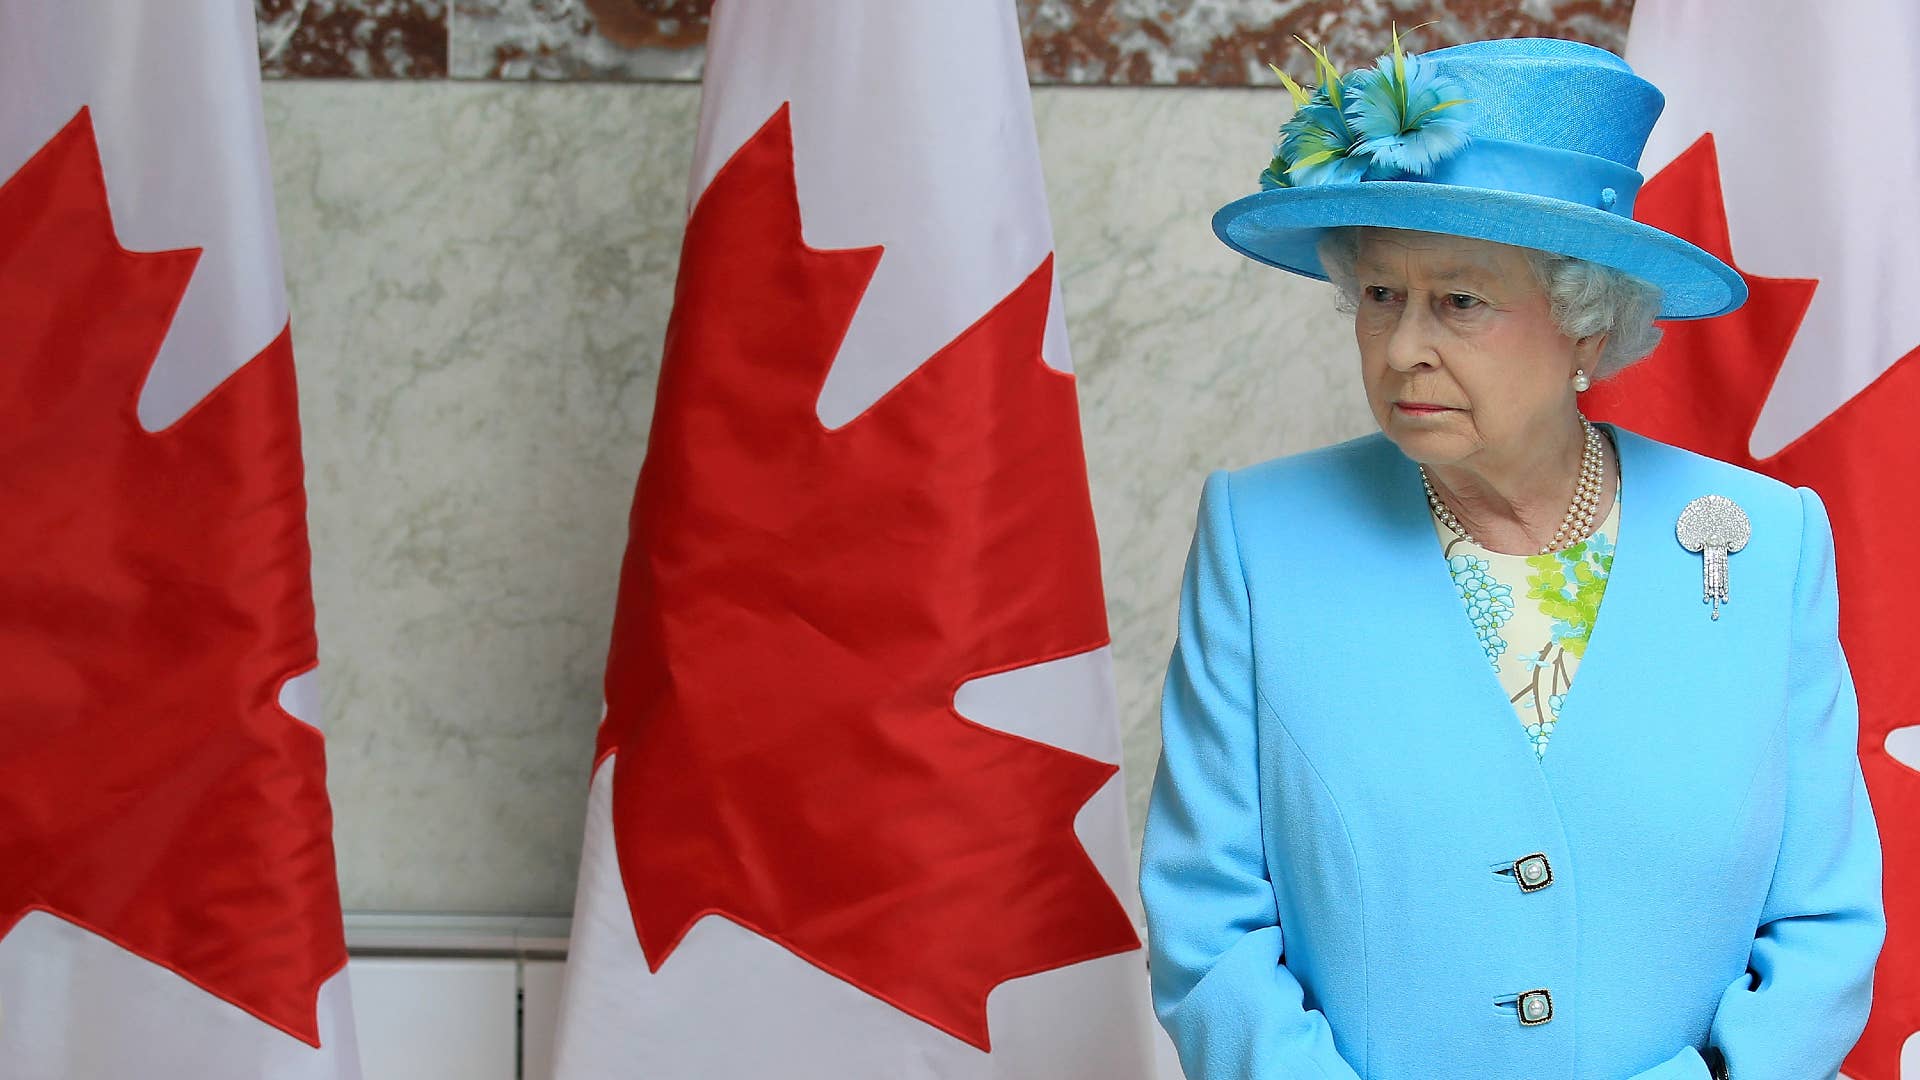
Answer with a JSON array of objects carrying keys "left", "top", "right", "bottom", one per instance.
[
  {"left": 547, "top": 2, "right": 1157, "bottom": 1076},
  {"left": 1596, "top": 2, "right": 1920, "bottom": 1078},
  {"left": 0, "top": 3, "right": 360, "bottom": 1078}
]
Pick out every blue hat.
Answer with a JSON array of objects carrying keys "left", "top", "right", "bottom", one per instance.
[{"left": 1212, "top": 37, "right": 1747, "bottom": 319}]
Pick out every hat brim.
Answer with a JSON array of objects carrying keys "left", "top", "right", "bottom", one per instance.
[{"left": 1212, "top": 182, "right": 1747, "bottom": 320}]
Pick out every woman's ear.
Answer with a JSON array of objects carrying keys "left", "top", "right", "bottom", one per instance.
[{"left": 1574, "top": 330, "right": 1609, "bottom": 369}]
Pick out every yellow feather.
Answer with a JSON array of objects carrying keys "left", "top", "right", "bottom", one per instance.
[
  {"left": 1289, "top": 148, "right": 1342, "bottom": 171},
  {"left": 1294, "top": 36, "right": 1343, "bottom": 108},
  {"left": 1267, "top": 61, "right": 1313, "bottom": 108}
]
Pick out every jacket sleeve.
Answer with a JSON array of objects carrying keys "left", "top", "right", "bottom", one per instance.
[
  {"left": 1686, "top": 487, "right": 1884, "bottom": 1079},
  {"left": 1140, "top": 470, "right": 1362, "bottom": 1080}
]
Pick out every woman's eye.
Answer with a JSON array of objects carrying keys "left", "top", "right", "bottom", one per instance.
[
  {"left": 1364, "top": 285, "right": 1397, "bottom": 304},
  {"left": 1445, "top": 292, "right": 1483, "bottom": 310}
]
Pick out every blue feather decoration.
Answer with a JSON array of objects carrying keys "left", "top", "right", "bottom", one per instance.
[
  {"left": 1343, "top": 29, "right": 1473, "bottom": 176},
  {"left": 1272, "top": 91, "right": 1366, "bottom": 187},
  {"left": 1261, "top": 26, "right": 1473, "bottom": 188}
]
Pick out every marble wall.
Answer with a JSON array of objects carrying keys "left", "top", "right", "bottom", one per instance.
[
  {"left": 266, "top": 77, "right": 1376, "bottom": 913},
  {"left": 266, "top": 82, "right": 695, "bottom": 912},
  {"left": 257, "top": 0, "right": 1632, "bottom": 83}
]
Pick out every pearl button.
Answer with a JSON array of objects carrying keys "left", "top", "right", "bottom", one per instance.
[
  {"left": 1512, "top": 852, "right": 1554, "bottom": 892},
  {"left": 1517, "top": 988, "right": 1554, "bottom": 1026}
]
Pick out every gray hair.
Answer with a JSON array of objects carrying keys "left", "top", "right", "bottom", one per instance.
[{"left": 1315, "top": 226, "right": 1664, "bottom": 378}]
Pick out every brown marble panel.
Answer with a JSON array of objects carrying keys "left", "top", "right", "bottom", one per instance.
[
  {"left": 273, "top": 0, "right": 1631, "bottom": 85},
  {"left": 258, "top": 0, "right": 449, "bottom": 79},
  {"left": 577, "top": 0, "right": 709, "bottom": 50},
  {"left": 448, "top": 0, "right": 1630, "bottom": 85},
  {"left": 1022, "top": 0, "right": 1632, "bottom": 85},
  {"left": 449, "top": 0, "right": 709, "bottom": 81}
]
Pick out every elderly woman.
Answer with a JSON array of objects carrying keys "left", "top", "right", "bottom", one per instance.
[{"left": 1139, "top": 37, "right": 1885, "bottom": 1080}]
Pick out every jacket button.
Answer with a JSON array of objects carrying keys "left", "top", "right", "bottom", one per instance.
[
  {"left": 1514, "top": 852, "right": 1553, "bottom": 892},
  {"left": 1518, "top": 989, "right": 1554, "bottom": 1026}
]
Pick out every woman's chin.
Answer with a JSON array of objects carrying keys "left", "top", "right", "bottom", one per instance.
[{"left": 1381, "top": 415, "right": 1473, "bottom": 465}]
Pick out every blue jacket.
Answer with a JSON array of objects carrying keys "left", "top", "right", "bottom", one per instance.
[{"left": 1140, "top": 426, "right": 1884, "bottom": 1080}]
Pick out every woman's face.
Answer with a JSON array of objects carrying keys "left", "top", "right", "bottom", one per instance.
[{"left": 1351, "top": 228, "right": 1599, "bottom": 471}]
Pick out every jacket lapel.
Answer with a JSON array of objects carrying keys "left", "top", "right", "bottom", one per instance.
[{"left": 1541, "top": 425, "right": 1772, "bottom": 785}]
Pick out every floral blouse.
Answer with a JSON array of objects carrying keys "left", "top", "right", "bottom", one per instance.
[{"left": 1430, "top": 489, "right": 1619, "bottom": 759}]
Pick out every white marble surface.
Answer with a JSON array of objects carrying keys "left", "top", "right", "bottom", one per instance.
[{"left": 262, "top": 81, "right": 1372, "bottom": 913}]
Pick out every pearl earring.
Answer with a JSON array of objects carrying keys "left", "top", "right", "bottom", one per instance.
[{"left": 1572, "top": 368, "right": 1592, "bottom": 393}]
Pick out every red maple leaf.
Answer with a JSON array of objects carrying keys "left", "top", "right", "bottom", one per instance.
[
  {"left": 1585, "top": 134, "right": 1920, "bottom": 1080},
  {"left": 595, "top": 103, "right": 1140, "bottom": 1049},
  {"left": 0, "top": 109, "right": 345, "bottom": 1046}
]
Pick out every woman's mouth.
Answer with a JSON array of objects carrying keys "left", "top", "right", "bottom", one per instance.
[{"left": 1394, "top": 402, "right": 1457, "bottom": 416}]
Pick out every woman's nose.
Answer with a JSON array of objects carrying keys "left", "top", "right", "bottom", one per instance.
[{"left": 1384, "top": 300, "right": 1441, "bottom": 372}]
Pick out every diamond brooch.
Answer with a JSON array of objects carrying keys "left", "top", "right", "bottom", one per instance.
[{"left": 1676, "top": 495, "right": 1751, "bottom": 620}]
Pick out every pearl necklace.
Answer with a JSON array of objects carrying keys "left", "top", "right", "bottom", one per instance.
[{"left": 1420, "top": 417, "right": 1607, "bottom": 555}]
